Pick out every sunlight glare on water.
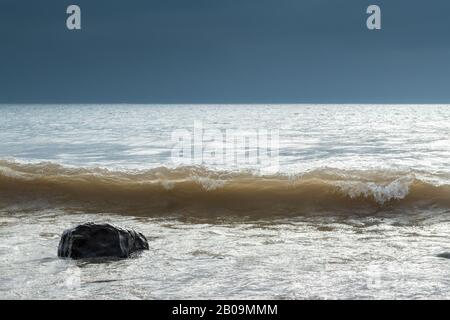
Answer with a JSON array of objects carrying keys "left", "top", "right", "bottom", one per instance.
[{"left": 1, "top": 104, "right": 450, "bottom": 299}]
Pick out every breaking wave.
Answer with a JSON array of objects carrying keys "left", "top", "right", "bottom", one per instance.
[{"left": 1, "top": 160, "right": 450, "bottom": 216}]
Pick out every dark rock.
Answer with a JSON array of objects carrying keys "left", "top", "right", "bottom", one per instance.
[
  {"left": 437, "top": 252, "right": 450, "bottom": 259},
  {"left": 58, "top": 222, "right": 149, "bottom": 259}
]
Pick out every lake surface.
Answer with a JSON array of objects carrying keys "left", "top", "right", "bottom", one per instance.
[{"left": 1, "top": 104, "right": 450, "bottom": 299}]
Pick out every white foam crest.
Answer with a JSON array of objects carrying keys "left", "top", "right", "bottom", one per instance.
[
  {"left": 191, "top": 176, "right": 227, "bottom": 191},
  {"left": 336, "top": 175, "right": 415, "bottom": 204},
  {"left": 0, "top": 166, "right": 31, "bottom": 180}
]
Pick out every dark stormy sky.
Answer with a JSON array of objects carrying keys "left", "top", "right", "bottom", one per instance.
[{"left": 1, "top": 0, "right": 450, "bottom": 103}]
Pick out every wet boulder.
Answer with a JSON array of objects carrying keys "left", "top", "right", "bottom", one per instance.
[
  {"left": 58, "top": 222, "right": 149, "bottom": 259},
  {"left": 437, "top": 252, "right": 450, "bottom": 259}
]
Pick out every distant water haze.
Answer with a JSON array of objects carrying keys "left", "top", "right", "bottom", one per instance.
[{"left": 0, "top": 104, "right": 449, "bottom": 173}]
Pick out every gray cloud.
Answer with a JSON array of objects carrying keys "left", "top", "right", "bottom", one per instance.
[{"left": 1, "top": 0, "right": 450, "bottom": 103}]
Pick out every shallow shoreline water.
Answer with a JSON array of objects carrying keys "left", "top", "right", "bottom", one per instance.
[{"left": 1, "top": 209, "right": 450, "bottom": 299}]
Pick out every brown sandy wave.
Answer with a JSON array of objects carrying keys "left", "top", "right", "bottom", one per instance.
[{"left": 1, "top": 160, "right": 450, "bottom": 216}]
